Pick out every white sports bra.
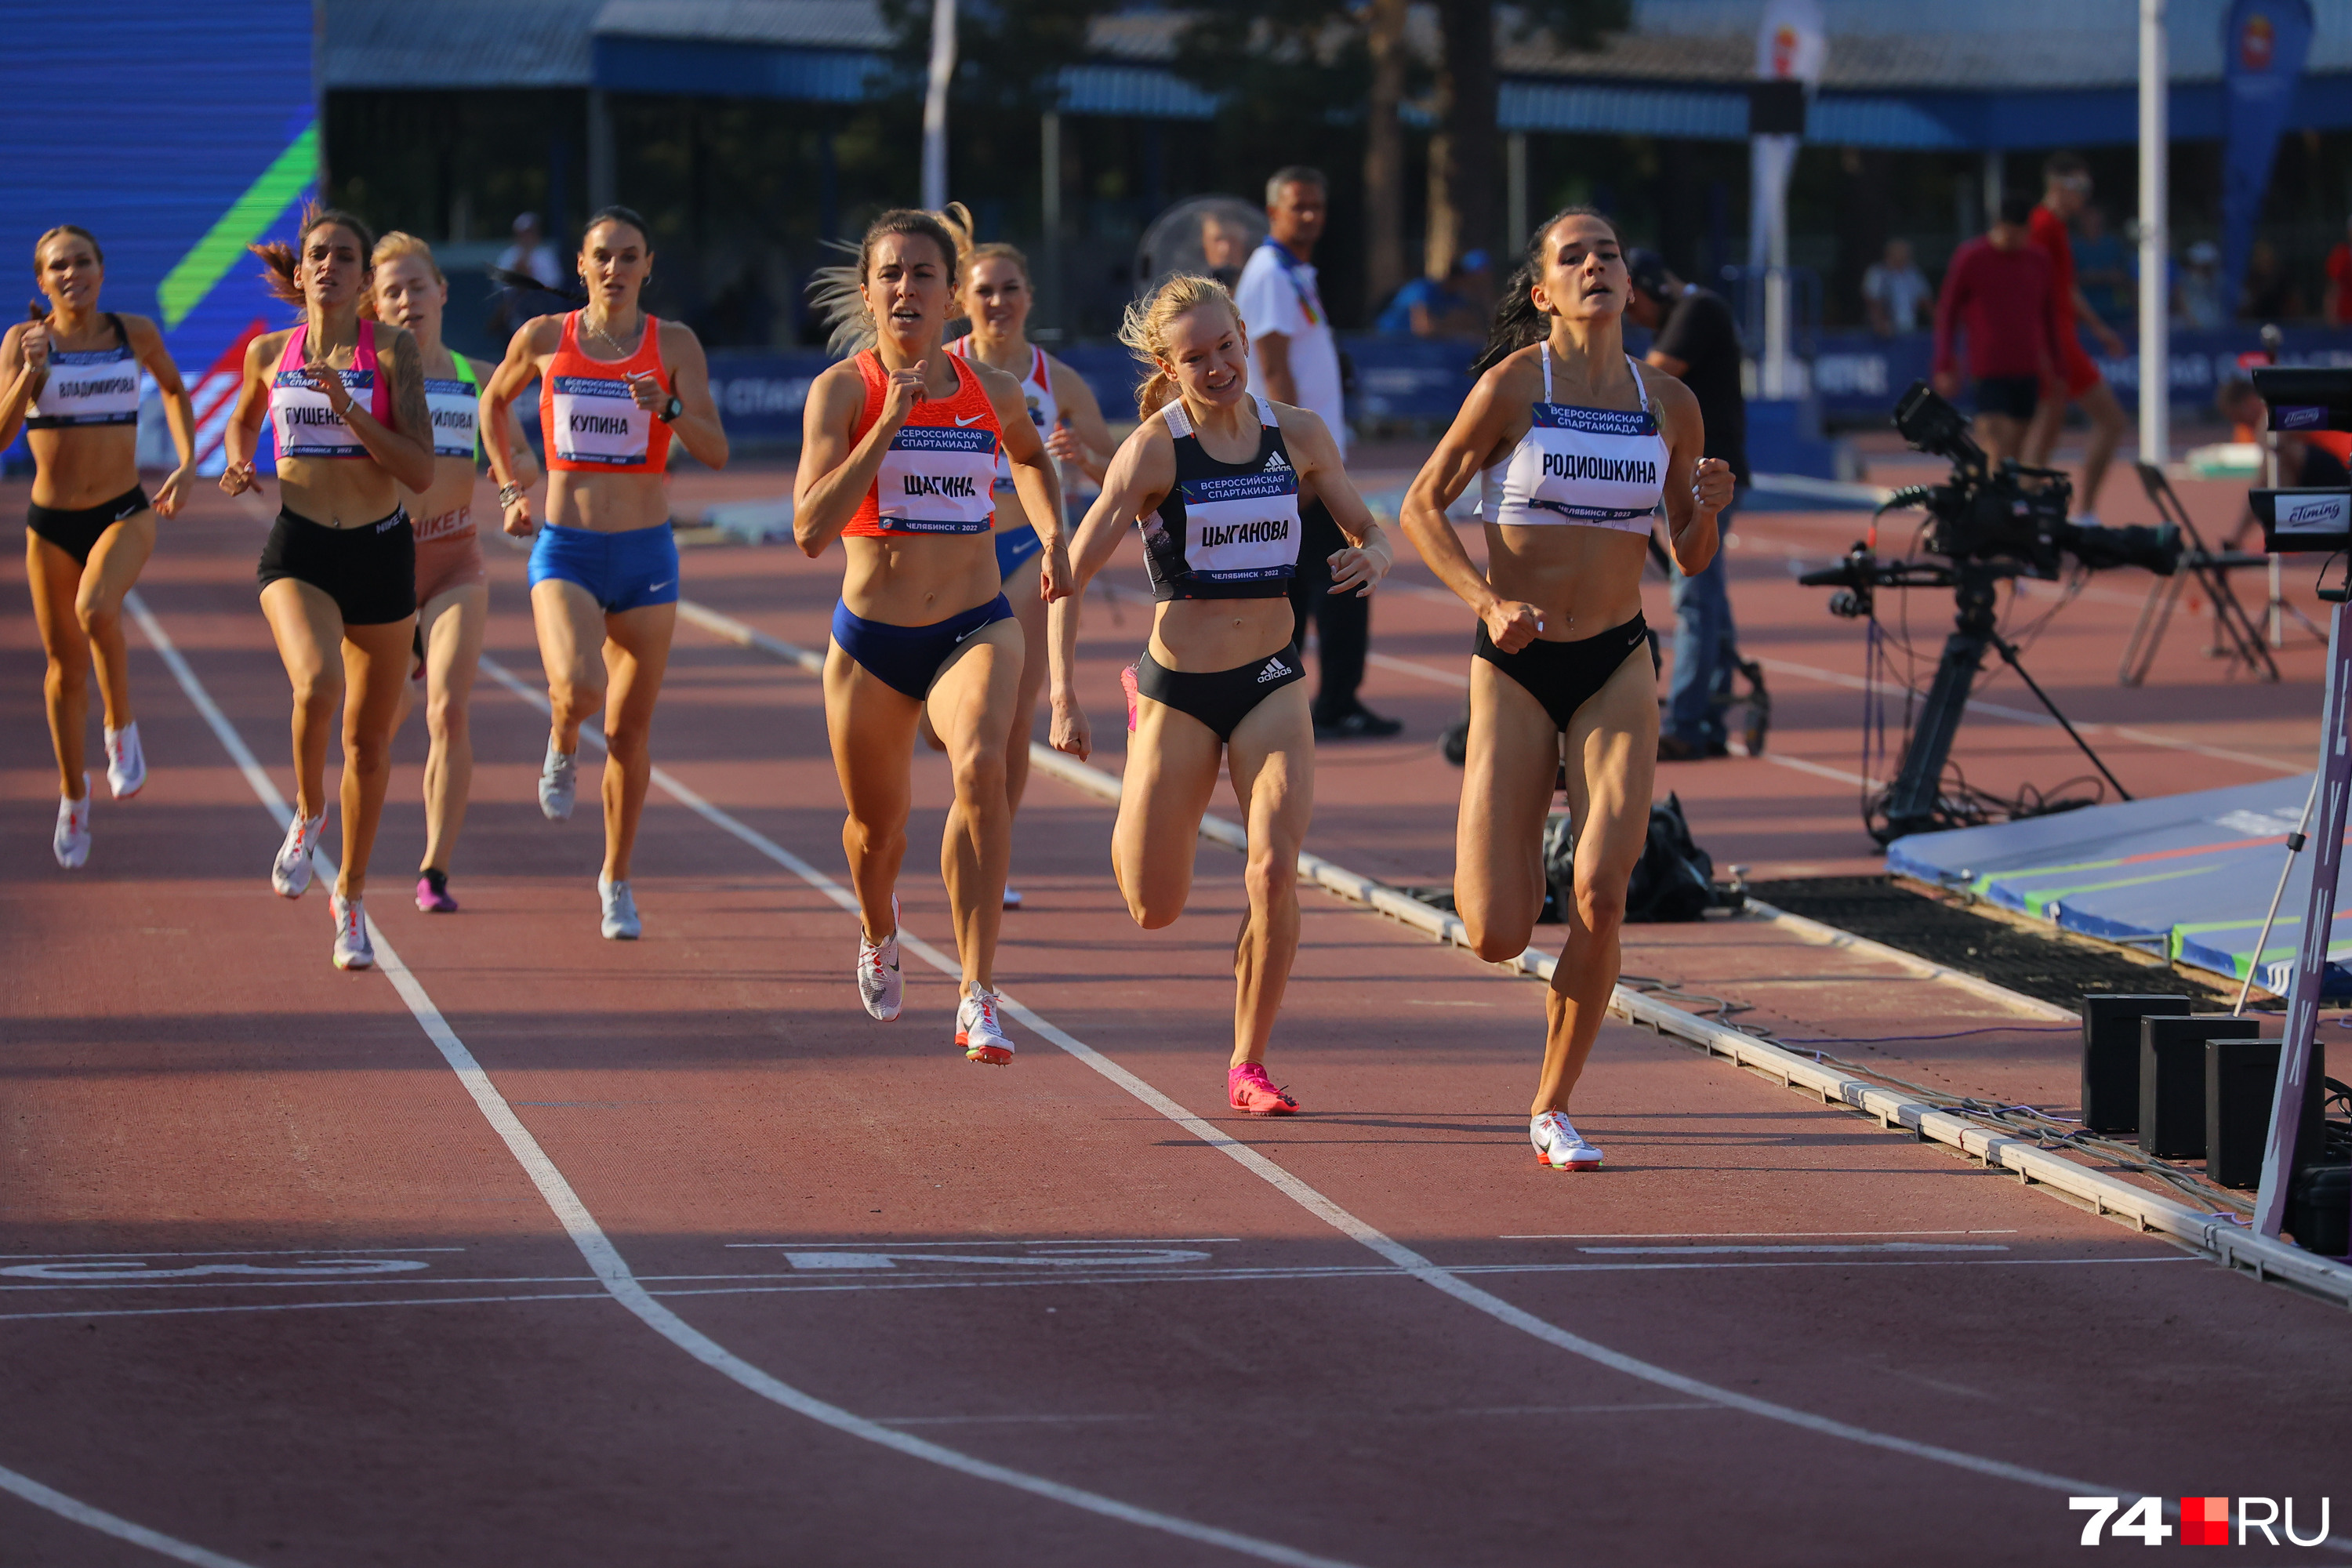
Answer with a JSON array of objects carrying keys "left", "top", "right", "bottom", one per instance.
[
  {"left": 949, "top": 338, "right": 1058, "bottom": 495},
  {"left": 1479, "top": 351, "right": 1666, "bottom": 533},
  {"left": 26, "top": 314, "right": 141, "bottom": 429}
]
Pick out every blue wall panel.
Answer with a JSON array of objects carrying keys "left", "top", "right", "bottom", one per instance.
[{"left": 2, "top": 1, "right": 317, "bottom": 470}]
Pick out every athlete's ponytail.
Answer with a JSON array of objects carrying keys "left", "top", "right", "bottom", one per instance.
[
  {"left": 1119, "top": 273, "right": 1242, "bottom": 419},
  {"left": 249, "top": 204, "right": 377, "bottom": 311},
  {"left": 28, "top": 225, "right": 104, "bottom": 321},
  {"left": 1469, "top": 205, "right": 1618, "bottom": 379},
  {"left": 808, "top": 205, "right": 968, "bottom": 359}
]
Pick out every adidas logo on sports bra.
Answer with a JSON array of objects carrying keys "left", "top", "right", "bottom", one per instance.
[
  {"left": 1264, "top": 451, "right": 1290, "bottom": 470},
  {"left": 1257, "top": 656, "right": 1292, "bottom": 683}
]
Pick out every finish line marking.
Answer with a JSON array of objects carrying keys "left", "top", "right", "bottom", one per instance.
[{"left": 127, "top": 592, "right": 1356, "bottom": 1568}]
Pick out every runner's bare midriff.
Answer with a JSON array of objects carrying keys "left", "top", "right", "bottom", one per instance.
[
  {"left": 545, "top": 468, "right": 668, "bottom": 535},
  {"left": 1147, "top": 597, "right": 1297, "bottom": 672},
  {"left": 1485, "top": 521, "right": 1648, "bottom": 641},
  {"left": 840, "top": 532, "right": 1004, "bottom": 626}
]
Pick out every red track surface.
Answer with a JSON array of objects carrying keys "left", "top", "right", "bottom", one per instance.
[{"left": 5, "top": 470, "right": 2347, "bottom": 1566}]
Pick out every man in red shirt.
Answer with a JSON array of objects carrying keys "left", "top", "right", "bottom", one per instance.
[
  {"left": 2023, "top": 152, "right": 2131, "bottom": 521},
  {"left": 1933, "top": 195, "right": 2065, "bottom": 463},
  {"left": 2323, "top": 216, "right": 2352, "bottom": 325}
]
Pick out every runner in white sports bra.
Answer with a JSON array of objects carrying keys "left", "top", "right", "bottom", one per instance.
[
  {"left": 1399, "top": 207, "right": 1732, "bottom": 1173},
  {"left": 937, "top": 216, "right": 1114, "bottom": 910}
]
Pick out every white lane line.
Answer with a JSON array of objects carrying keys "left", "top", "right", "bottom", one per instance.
[
  {"left": 128, "top": 594, "right": 1356, "bottom": 1568},
  {"left": 0, "top": 1247, "right": 466, "bottom": 1261},
  {"left": 0, "top": 1465, "right": 257, "bottom": 1568},
  {"left": 470, "top": 647, "right": 2190, "bottom": 1512},
  {"left": 1504, "top": 1230, "right": 2020, "bottom": 1240},
  {"left": 1366, "top": 651, "right": 1468, "bottom": 688},
  {"left": 0, "top": 1254, "right": 2199, "bottom": 1326}
]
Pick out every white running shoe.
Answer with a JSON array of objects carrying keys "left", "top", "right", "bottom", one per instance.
[
  {"left": 956, "top": 985, "right": 1014, "bottom": 1065},
  {"left": 272, "top": 810, "right": 325, "bottom": 898},
  {"left": 331, "top": 893, "right": 374, "bottom": 971},
  {"left": 600, "top": 877, "right": 641, "bottom": 940},
  {"left": 1003, "top": 884, "right": 1023, "bottom": 910},
  {"left": 1531, "top": 1110, "right": 1603, "bottom": 1171},
  {"left": 53, "top": 779, "right": 91, "bottom": 869},
  {"left": 857, "top": 895, "right": 902, "bottom": 1022},
  {"left": 104, "top": 722, "right": 146, "bottom": 800},
  {"left": 539, "top": 741, "right": 577, "bottom": 822}
]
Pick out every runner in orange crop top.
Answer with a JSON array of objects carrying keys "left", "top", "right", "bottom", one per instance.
[
  {"left": 793, "top": 206, "right": 1065, "bottom": 1065},
  {"left": 481, "top": 205, "right": 729, "bottom": 942}
]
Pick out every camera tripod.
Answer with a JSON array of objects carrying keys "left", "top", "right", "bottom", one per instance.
[{"left": 1861, "top": 559, "right": 2132, "bottom": 843}]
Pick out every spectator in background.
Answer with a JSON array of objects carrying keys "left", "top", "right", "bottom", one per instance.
[
  {"left": 2024, "top": 151, "right": 2128, "bottom": 522},
  {"left": 1861, "top": 238, "right": 1931, "bottom": 335},
  {"left": 1933, "top": 194, "right": 2063, "bottom": 463},
  {"left": 2325, "top": 216, "right": 2352, "bottom": 325},
  {"left": 1236, "top": 165, "right": 1400, "bottom": 739},
  {"left": 1626, "top": 249, "right": 1751, "bottom": 762},
  {"left": 2072, "top": 205, "right": 2132, "bottom": 326},
  {"left": 2241, "top": 238, "right": 2299, "bottom": 323},
  {"left": 496, "top": 212, "right": 562, "bottom": 289},
  {"left": 1375, "top": 249, "right": 1488, "bottom": 337},
  {"left": 1200, "top": 212, "right": 1252, "bottom": 292},
  {"left": 2176, "top": 241, "right": 2226, "bottom": 329}
]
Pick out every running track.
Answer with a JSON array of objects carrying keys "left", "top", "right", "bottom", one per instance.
[{"left": 4, "top": 481, "right": 2347, "bottom": 1566}]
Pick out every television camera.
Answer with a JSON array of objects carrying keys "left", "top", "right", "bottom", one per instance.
[{"left": 1801, "top": 381, "right": 2183, "bottom": 843}]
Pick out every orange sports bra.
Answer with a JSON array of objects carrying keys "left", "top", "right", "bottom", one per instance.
[
  {"left": 539, "top": 310, "right": 671, "bottom": 474},
  {"left": 841, "top": 350, "right": 1002, "bottom": 538}
]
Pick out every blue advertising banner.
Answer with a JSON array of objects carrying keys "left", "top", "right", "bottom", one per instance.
[
  {"left": 2220, "top": 0, "right": 2316, "bottom": 311},
  {"left": 2, "top": 2, "right": 318, "bottom": 475}
]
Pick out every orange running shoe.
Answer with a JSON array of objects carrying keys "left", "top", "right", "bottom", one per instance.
[{"left": 1229, "top": 1062, "right": 1298, "bottom": 1116}]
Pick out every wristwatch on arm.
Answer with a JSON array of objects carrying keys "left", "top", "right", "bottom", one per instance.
[{"left": 656, "top": 393, "right": 683, "bottom": 424}]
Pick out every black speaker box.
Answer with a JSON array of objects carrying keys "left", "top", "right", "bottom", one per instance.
[
  {"left": 2205, "top": 1036, "right": 2282, "bottom": 1189},
  {"left": 2079, "top": 994, "right": 2189, "bottom": 1134},
  {"left": 2140, "top": 1014, "right": 2260, "bottom": 1160}
]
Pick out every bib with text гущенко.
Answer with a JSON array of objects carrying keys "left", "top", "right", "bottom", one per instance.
[
  {"left": 550, "top": 374, "right": 651, "bottom": 466},
  {"left": 272, "top": 367, "right": 376, "bottom": 459},
  {"left": 875, "top": 423, "right": 999, "bottom": 533}
]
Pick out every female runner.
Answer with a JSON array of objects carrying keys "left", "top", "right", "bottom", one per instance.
[
  {"left": 219, "top": 206, "right": 437, "bottom": 971},
  {"left": 481, "top": 205, "right": 728, "bottom": 941},
  {"left": 1047, "top": 274, "right": 1390, "bottom": 1115},
  {"left": 1399, "top": 209, "right": 1731, "bottom": 1169},
  {"left": 0, "top": 225, "right": 197, "bottom": 867},
  {"left": 368, "top": 231, "right": 536, "bottom": 913},
  {"left": 795, "top": 209, "right": 1065, "bottom": 1062},
  {"left": 941, "top": 217, "right": 1115, "bottom": 908}
]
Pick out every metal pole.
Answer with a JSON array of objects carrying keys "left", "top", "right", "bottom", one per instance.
[
  {"left": 1039, "top": 110, "right": 1062, "bottom": 337},
  {"left": 587, "top": 89, "right": 615, "bottom": 212},
  {"left": 1506, "top": 131, "right": 1528, "bottom": 253},
  {"left": 922, "top": 0, "right": 957, "bottom": 212},
  {"left": 2138, "top": 0, "right": 2169, "bottom": 466},
  {"left": 1981, "top": 150, "right": 2002, "bottom": 229},
  {"left": 2254, "top": 599, "right": 2352, "bottom": 1238}
]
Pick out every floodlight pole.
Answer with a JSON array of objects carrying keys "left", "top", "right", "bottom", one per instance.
[
  {"left": 923, "top": 0, "right": 957, "bottom": 212},
  {"left": 2138, "top": 0, "right": 2169, "bottom": 465}
]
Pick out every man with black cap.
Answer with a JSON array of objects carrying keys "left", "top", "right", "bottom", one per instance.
[{"left": 1625, "top": 249, "right": 1750, "bottom": 760}]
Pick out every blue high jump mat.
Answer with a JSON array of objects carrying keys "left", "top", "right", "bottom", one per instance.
[{"left": 1885, "top": 773, "right": 2345, "bottom": 996}]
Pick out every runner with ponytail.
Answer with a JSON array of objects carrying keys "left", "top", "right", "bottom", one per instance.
[
  {"left": 1399, "top": 208, "right": 1733, "bottom": 1170},
  {"left": 218, "top": 205, "right": 437, "bottom": 971},
  {"left": 937, "top": 210, "right": 1115, "bottom": 909},
  {"left": 1047, "top": 274, "right": 1389, "bottom": 1115},
  {"left": 796, "top": 207, "right": 1065, "bottom": 1062},
  {"left": 367, "top": 232, "right": 535, "bottom": 913},
  {"left": 479, "top": 205, "right": 729, "bottom": 941},
  {"left": 0, "top": 225, "right": 198, "bottom": 867}
]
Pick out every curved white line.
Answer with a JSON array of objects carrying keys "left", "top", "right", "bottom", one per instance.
[
  {"left": 125, "top": 594, "right": 1356, "bottom": 1568},
  {"left": 0, "top": 1463, "right": 256, "bottom": 1568}
]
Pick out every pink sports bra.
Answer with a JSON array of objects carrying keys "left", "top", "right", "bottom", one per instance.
[{"left": 270, "top": 321, "right": 394, "bottom": 461}]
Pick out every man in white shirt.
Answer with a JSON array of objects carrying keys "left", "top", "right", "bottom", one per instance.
[
  {"left": 1861, "top": 238, "right": 1930, "bottom": 335},
  {"left": 1232, "top": 168, "right": 1398, "bottom": 739},
  {"left": 496, "top": 212, "right": 563, "bottom": 289}
]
